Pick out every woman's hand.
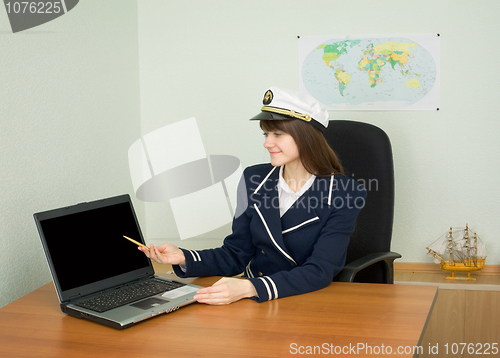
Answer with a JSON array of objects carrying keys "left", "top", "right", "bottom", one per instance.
[
  {"left": 138, "top": 243, "right": 185, "bottom": 266},
  {"left": 193, "top": 277, "right": 257, "bottom": 305}
]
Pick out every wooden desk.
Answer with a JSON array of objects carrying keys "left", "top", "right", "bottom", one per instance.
[{"left": 0, "top": 277, "right": 437, "bottom": 358}]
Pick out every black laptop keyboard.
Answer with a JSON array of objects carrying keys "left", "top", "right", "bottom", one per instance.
[{"left": 76, "top": 278, "right": 186, "bottom": 313}]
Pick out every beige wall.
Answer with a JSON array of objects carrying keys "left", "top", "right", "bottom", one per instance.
[
  {"left": 0, "top": 1, "right": 142, "bottom": 308},
  {"left": 1, "top": 0, "right": 499, "bottom": 308},
  {"left": 137, "top": 0, "right": 500, "bottom": 264}
]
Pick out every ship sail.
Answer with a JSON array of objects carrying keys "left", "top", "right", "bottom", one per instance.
[
  {"left": 426, "top": 224, "right": 486, "bottom": 280},
  {"left": 477, "top": 243, "right": 486, "bottom": 258}
]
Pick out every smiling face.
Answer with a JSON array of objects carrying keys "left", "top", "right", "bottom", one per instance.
[
  {"left": 263, "top": 129, "right": 300, "bottom": 167},
  {"left": 259, "top": 119, "right": 344, "bottom": 177}
]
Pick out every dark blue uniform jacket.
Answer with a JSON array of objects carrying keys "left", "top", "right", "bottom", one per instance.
[{"left": 173, "top": 163, "right": 367, "bottom": 302}]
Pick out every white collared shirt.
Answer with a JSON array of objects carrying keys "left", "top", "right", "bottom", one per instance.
[{"left": 278, "top": 166, "right": 316, "bottom": 217}]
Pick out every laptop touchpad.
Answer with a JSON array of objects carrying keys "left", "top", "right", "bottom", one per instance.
[{"left": 131, "top": 298, "right": 169, "bottom": 310}]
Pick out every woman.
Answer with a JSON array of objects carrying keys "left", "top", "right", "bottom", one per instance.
[{"left": 139, "top": 87, "right": 366, "bottom": 305}]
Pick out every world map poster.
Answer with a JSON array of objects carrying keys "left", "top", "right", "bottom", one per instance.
[{"left": 298, "top": 35, "right": 440, "bottom": 110}]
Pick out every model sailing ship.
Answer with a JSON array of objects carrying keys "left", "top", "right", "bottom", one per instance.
[{"left": 426, "top": 224, "right": 486, "bottom": 280}]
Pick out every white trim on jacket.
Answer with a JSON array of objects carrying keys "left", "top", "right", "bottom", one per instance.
[
  {"left": 282, "top": 216, "right": 320, "bottom": 234},
  {"left": 254, "top": 204, "right": 297, "bottom": 266}
]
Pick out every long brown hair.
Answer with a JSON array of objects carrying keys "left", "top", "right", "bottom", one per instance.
[{"left": 260, "top": 119, "right": 344, "bottom": 176}]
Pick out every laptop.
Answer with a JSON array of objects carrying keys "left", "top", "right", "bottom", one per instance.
[{"left": 34, "top": 194, "right": 203, "bottom": 329}]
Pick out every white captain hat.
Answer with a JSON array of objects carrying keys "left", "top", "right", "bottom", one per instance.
[{"left": 249, "top": 86, "right": 329, "bottom": 132}]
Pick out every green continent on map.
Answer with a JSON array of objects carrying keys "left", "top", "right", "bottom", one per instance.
[
  {"left": 358, "top": 41, "right": 419, "bottom": 88},
  {"left": 317, "top": 40, "right": 361, "bottom": 66},
  {"left": 302, "top": 37, "right": 437, "bottom": 108},
  {"left": 317, "top": 40, "right": 360, "bottom": 95},
  {"left": 358, "top": 56, "right": 385, "bottom": 87},
  {"left": 334, "top": 69, "right": 351, "bottom": 96}
]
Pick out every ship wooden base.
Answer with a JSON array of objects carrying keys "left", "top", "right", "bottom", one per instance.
[
  {"left": 445, "top": 271, "right": 477, "bottom": 280},
  {"left": 426, "top": 225, "right": 487, "bottom": 281},
  {"left": 440, "top": 259, "right": 486, "bottom": 281}
]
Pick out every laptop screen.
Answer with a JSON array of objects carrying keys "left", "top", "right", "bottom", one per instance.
[{"left": 35, "top": 195, "right": 152, "bottom": 298}]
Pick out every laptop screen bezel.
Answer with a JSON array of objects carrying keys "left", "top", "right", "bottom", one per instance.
[{"left": 34, "top": 194, "right": 154, "bottom": 303}]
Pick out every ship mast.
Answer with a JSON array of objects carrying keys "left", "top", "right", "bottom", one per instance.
[
  {"left": 426, "top": 247, "right": 445, "bottom": 262},
  {"left": 472, "top": 231, "right": 478, "bottom": 259},
  {"left": 463, "top": 223, "right": 471, "bottom": 262},
  {"left": 427, "top": 224, "right": 486, "bottom": 281},
  {"left": 447, "top": 227, "right": 453, "bottom": 265}
]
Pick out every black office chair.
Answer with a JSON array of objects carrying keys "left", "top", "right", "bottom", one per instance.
[{"left": 325, "top": 120, "right": 401, "bottom": 284}]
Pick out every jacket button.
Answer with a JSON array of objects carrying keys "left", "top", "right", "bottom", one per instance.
[
  {"left": 261, "top": 250, "right": 265, "bottom": 255},
  {"left": 258, "top": 272, "right": 263, "bottom": 277}
]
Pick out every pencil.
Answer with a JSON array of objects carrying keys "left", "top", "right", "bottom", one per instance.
[{"left": 123, "top": 235, "right": 150, "bottom": 251}]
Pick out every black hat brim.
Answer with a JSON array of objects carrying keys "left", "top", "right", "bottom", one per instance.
[
  {"left": 249, "top": 111, "right": 325, "bottom": 132},
  {"left": 249, "top": 111, "right": 291, "bottom": 121}
]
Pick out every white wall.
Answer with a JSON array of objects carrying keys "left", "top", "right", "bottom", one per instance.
[
  {"left": 137, "top": 0, "right": 500, "bottom": 263},
  {"left": 0, "top": 1, "right": 141, "bottom": 308},
  {"left": 2, "top": 0, "right": 499, "bottom": 309}
]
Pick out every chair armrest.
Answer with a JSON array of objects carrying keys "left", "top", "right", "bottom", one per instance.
[{"left": 336, "top": 251, "right": 402, "bottom": 284}]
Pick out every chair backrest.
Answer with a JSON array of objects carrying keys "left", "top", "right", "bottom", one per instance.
[{"left": 324, "top": 120, "right": 395, "bottom": 283}]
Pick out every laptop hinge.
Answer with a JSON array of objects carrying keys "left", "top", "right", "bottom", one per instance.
[{"left": 68, "top": 293, "right": 82, "bottom": 302}]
